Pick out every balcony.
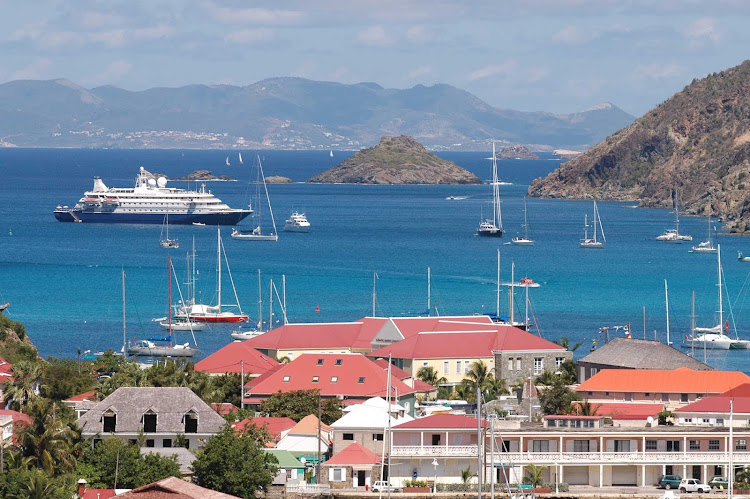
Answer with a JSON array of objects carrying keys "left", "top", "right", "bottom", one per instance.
[{"left": 391, "top": 445, "right": 478, "bottom": 457}]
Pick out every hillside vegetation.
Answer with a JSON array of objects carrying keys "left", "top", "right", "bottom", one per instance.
[{"left": 529, "top": 60, "right": 750, "bottom": 232}]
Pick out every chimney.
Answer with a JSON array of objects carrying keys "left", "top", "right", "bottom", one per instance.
[{"left": 77, "top": 478, "right": 87, "bottom": 497}]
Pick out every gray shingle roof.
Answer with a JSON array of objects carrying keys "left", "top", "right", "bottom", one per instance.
[
  {"left": 76, "top": 387, "right": 226, "bottom": 435},
  {"left": 578, "top": 338, "right": 713, "bottom": 371}
]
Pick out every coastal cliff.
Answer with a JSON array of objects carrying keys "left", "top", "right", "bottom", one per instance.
[
  {"left": 529, "top": 60, "right": 750, "bottom": 232},
  {"left": 308, "top": 135, "right": 481, "bottom": 184}
]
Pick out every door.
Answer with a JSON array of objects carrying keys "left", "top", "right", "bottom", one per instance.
[
  {"left": 565, "top": 466, "right": 589, "bottom": 485},
  {"left": 612, "top": 466, "right": 637, "bottom": 486},
  {"left": 432, "top": 434, "right": 441, "bottom": 446},
  {"left": 692, "top": 466, "right": 701, "bottom": 480}
]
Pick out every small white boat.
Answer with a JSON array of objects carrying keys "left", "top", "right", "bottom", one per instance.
[
  {"left": 657, "top": 202, "right": 692, "bottom": 242},
  {"left": 580, "top": 201, "right": 605, "bottom": 248},
  {"left": 232, "top": 155, "right": 278, "bottom": 242},
  {"left": 128, "top": 340, "right": 197, "bottom": 357},
  {"left": 690, "top": 214, "right": 716, "bottom": 253},
  {"left": 157, "top": 317, "right": 206, "bottom": 331},
  {"left": 477, "top": 141, "right": 504, "bottom": 237},
  {"left": 230, "top": 329, "right": 264, "bottom": 340},
  {"left": 192, "top": 222, "right": 206, "bottom": 226},
  {"left": 739, "top": 251, "right": 750, "bottom": 262},
  {"left": 283, "top": 211, "right": 310, "bottom": 232},
  {"left": 231, "top": 227, "right": 278, "bottom": 241},
  {"left": 159, "top": 213, "right": 179, "bottom": 249},
  {"left": 511, "top": 198, "right": 534, "bottom": 246}
]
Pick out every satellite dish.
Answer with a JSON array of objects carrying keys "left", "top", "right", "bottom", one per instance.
[
  {"left": 647, "top": 416, "right": 654, "bottom": 425},
  {"left": 299, "top": 457, "right": 306, "bottom": 464}
]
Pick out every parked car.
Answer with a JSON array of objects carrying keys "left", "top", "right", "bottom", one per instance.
[
  {"left": 659, "top": 475, "right": 682, "bottom": 489},
  {"left": 709, "top": 476, "right": 729, "bottom": 489},
  {"left": 679, "top": 478, "right": 710, "bottom": 493},
  {"left": 371, "top": 481, "right": 401, "bottom": 493}
]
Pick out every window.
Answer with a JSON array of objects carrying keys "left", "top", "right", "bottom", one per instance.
[
  {"left": 662, "top": 393, "right": 670, "bottom": 402},
  {"left": 557, "top": 419, "right": 568, "bottom": 428},
  {"left": 666, "top": 440, "right": 681, "bottom": 452},
  {"left": 283, "top": 376, "right": 290, "bottom": 382},
  {"left": 714, "top": 466, "right": 723, "bottom": 475},
  {"left": 516, "top": 358, "right": 521, "bottom": 370},
  {"left": 333, "top": 468, "right": 343, "bottom": 481},
  {"left": 373, "top": 433, "right": 384, "bottom": 441},
  {"left": 146, "top": 439, "right": 155, "bottom": 448},
  {"left": 646, "top": 440, "right": 657, "bottom": 451},
  {"left": 583, "top": 420, "right": 595, "bottom": 428},
  {"left": 312, "top": 376, "right": 319, "bottom": 383},
  {"left": 591, "top": 368, "right": 598, "bottom": 375},
  {"left": 556, "top": 357, "right": 564, "bottom": 368},
  {"left": 624, "top": 392, "right": 633, "bottom": 402},
  {"left": 709, "top": 440, "right": 720, "bottom": 451},
  {"left": 456, "top": 361, "right": 462, "bottom": 374},
  {"left": 645, "top": 393, "right": 651, "bottom": 397},
  {"left": 702, "top": 418, "right": 710, "bottom": 424},
  {"left": 508, "top": 358, "right": 514, "bottom": 371},
  {"left": 163, "top": 439, "right": 172, "bottom": 448},
  {"left": 500, "top": 440, "right": 510, "bottom": 453},
  {"left": 613, "top": 440, "right": 630, "bottom": 453},
  {"left": 464, "top": 361, "right": 471, "bottom": 374},
  {"left": 683, "top": 418, "right": 693, "bottom": 423},
  {"left": 184, "top": 412, "right": 198, "bottom": 434},
  {"left": 546, "top": 420, "right": 556, "bottom": 428},
  {"left": 681, "top": 393, "right": 689, "bottom": 403},
  {"left": 573, "top": 440, "right": 590, "bottom": 452},
  {"left": 736, "top": 439, "right": 747, "bottom": 450},
  {"left": 317, "top": 358, "right": 324, "bottom": 365},
  {"left": 443, "top": 362, "right": 449, "bottom": 375},
  {"left": 103, "top": 412, "right": 116, "bottom": 433},
  {"left": 697, "top": 393, "right": 704, "bottom": 399},
  {"left": 143, "top": 413, "right": 157, "bottom": 433},
  {"left": 331, "top": 376, "right": 338, "bottom": 383},
  {"left": 423, "top": 362, "right": 428, "bottom": 367},
  {"left": 432, "top": 434, "right": 441, "bottom": 446},
  {"left": 531, "top": 440, "right": 549, "bottom": 452},
  {"left": 335, "top": 359, "right": 343, "bottom": 366},
  {"left": 717, "top": 418, "right": 725, "bottom": 426},
  {"left": 533, "top": 358, "right": 543, "bottom": 375},
  {"left": 357, "top": 377, "right": 365, "bottom": 384},
  {"left": 571, "top": 420, "right": 582, "bottom": 428},
  {"left": 689, "top": 440, "right": 700, "bottom": 451},
  {"left": 588, "top": 391, "right": 593, "bottom": 396},
  {"left": 343, "top": 433, "right": 354, "bottom": 441}
]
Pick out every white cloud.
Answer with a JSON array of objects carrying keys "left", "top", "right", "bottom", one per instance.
[
  {"left": 90, "top": 30, "right": 127, "bottom": 48},
  {"left": 468, "top": 62, "right": 517, "bottom": 81},
  {"left": 224, "top": 28, "right": 275, "bottom": 45},
  {"left": 406, "top": 26, "right": 432, "bottom": 44},
  {"left": 685, "top": 17, "right": 721, "bottom": 46},
  {"left": 97, "top": 60, "right": 134, "bottom": 82},
  {"left": 133, "top": 25, "right": 176, "bottom": 41},
  {"left": 356, "top": 26, "right": 394, "bottom": 47},
  {"left": 11, "top": 20, "right": 46, "bottom": 42},
  {"left": 328, "top": 67, "right": 350, "bottom": 81},
  {"left": 10, "top": 58, "right": 52, "bottom": 80},
  {"left": 209, "top": 6, "right": 305, "bottom": 25},
  {"left": 552, "top": 25, "right": 595, "bottom": 45},
  {"left": 39, "top": 31, "right": 85, "bottom": 49},
  {"left": 407, "top": 65, "right": 433, "bottom": 80},
  {"left": 78, "top": 12, "right": 125, "bottom": 29},
  {"left": 526, "top": 67, "right": 550, "bottom": 83},
  {"left": 631, "top": 63, "right": 683, "bottom": 81}
]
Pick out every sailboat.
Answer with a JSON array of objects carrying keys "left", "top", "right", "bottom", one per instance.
[
  {"left": 238, "top": 152, "right": 243, "bottom": 165},
  {"left": 580, "top": 201, "right": 606, "bottom": 248},
  {"left": 225, "top": 156, "right": 231, "bottom": 167},
  {"left": 657, "top": 199, "right": 692, "bottom": 242},
  {"left": 329, "top": 149, "right": 333, "bottom": 158},
  {"left": 477, "top": 141, "right": 503, "bottom": 237},
  {"left": 159, "top": 213, "right": 179, "bottom": 249},
  {"left": 175, "top": 228, "right": 249, "bottom": 322},
  {"left": 129, "top": 256, "right": 198, "bottom": 357},
  {"left": 690, "top": 213, "right": 717, "bottom": 253},
  {"left": 511, "top": 198, "right": 534, "bottom": 245},
  {"left": 231, "top": 155, "right": 278, "bottom": 241},
  {"left": 684, "top": 244, "right": 735, "bottom": 350}
]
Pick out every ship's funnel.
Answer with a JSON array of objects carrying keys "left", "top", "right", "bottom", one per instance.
[{"left": 92, "top": 176, "right": 108, "bottom": 192}]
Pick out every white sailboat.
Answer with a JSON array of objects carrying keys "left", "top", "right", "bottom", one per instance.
[
  {"left": 238, "top": 152, "right": 243, "bottom": 165},
  {"left": 739, "top": 251, "right": 750, "bottom": 262},
  {"left": 175, "top": 227, "right": 249, "bottom": 322},
  {"left": 225, "top": 156, "right": 231, "bottom": 167},
  {"left": 657, "top": 200, "right": 692, "bottom": 242},
  {"left": 329, "top": 149, "right": 333, "bottom": 158},
  {"left": 511, "top": 198, "right": 534, "bottom": 245},
  {"left": 580, "top": 201, "right": 606, "bottom": 248},
  {"left": 477, "top": 141, "right": 503, "bottom": 237},
  {"left": 684, "top": 244, "right": 735, "bottom": 350},
  {"left": 690, "top": 213, "right": 716, "bottom": 253},
  {"left": 159, "top": 213, "right": 179, "bottom": 249},
  {"left": 231, "top": 155, "right": 278, "bottom": 241}
]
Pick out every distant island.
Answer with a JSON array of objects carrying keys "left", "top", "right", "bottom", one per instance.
[
  {"left": 308, "top": 135, "right": 482, "bottom": 185},
  {"left": 496, "top": 145, "right": 539, "bottom": 160},
  {"left": 265, "top": 175, "right": 293, "bottom": 184},
  {"left": 552, "top": 149, "right": 583, "bottom": 159},
  {"left": 172, "top": 170, "right": 235, "bottom": 181}
]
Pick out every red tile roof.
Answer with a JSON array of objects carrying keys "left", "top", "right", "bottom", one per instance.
[
  {"left": 0, "top": 409, "right": 31, "bottom": 427},
  {"left": 385, "top": 316, "right": 496, "bottom": 339},
  {"left": 289, "top": 414, "right": 332, "bottom": 435},
  {"left": 241, "top": 322, "right": 372, "bottom": 351},
  {"left": 369, "top": 326, "right": 564, "bottom": 360},
  {"left": 231, "top": 416, "right": 297, "bottom": 439},
  {"left": 82, "top": 489, "right": 117, "bottom": 499},
  {"left": 576, "top": 367, "right": 750, "bottom": 394},
  {"left": 676, "top": 383, "right": 750, "bottom": 414},
  {"left": 66, "top": 390, "right": 97, "bottom": 402},
  {"left": 242, "top": 353, "right": 424, "bottom": 404},
  {"left": 572, "top": 402, "right": 664, "bottom": 420},
  {"left": 210, "top": 403, "right": 238, "bottom": 416},
  {"left": 0, "top": 356, "right": 14, "bottom": 382},
  {"left": 195, "top": 340, "right": 278, "bottom": 375},
  {"left": 324, "top": 442, "right": 382, "bottom": 466},
  {"left": 393, "top": 413, "right": 487, "bottom": 430},
  {"left": 373, "top": 358, "right": 412, "bottom": 380}
]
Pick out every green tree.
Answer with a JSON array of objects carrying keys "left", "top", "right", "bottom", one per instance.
[
  {"left": 458, "top": 361, "right": 508, "bottom": 403},
  {"left": 7, "top": 469, "right": 72, "bottom": 499},
  {"left": 460, "top": 466, "right": 475, "bottom": 485},
  {"left": 259, "top": 389, "right": 342, "bottom": 424},
  {"left": 571, "top": 399, "right": 601, "bottom": 416},
  {"left": 538, "top": 377, "right": 579, "bottom": 416},
  {"left": 416, "top": 366, "right": 447, "bottom": 387},
  {"left": 3, "top": 360, "right": 42, "bottom": 410},
  {"left": 192, "top": 426, "right": 278, "bottom": 498},
  {"left": 75, "top": 437, "right": 180, "bottom": 488},
  {"left": 15, "top": 399, "right": 80, "bottom": 476},
  {"left": 40, "top": 357, "right": 96, "bottom": 401},
  {"left": 523, "top": 463, "right": 547, "bottom": 487},
  {"left": 658, "top": 409, "right": 674, "bottom": 426},
  {"left": 554, "top": 337, "right": 583, "bottom": 352}
]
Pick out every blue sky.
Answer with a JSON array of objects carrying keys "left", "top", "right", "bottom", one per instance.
[{"left": 1, "top": 0, "right": 747, "bottom": 115}]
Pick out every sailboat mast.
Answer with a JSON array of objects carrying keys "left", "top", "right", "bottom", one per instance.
[
  {"left": 690, "top": 290, "right": 695, "bottom": 359},
  {"left": 509, "top": 261, "right": 515, "bottom": 325},
  {"left": 492, "top": 141, "right": 501, "bottom": 229},
  {"left": 665, "top": 279, "right": 670, "bottom": 345},
  {"left": 593, "top": 202, "right": 598, "bottom": 243},
  {"left": 282, "top": 274, "right": 288, "bottom": 325},
  {"left": 496, "top": 249, "right": 500, "bottom": 318},
  {"left": 122, "top": 268, "right": 126, "bottom": 355},
  {"left": 191, "top": 236, "right": 196, "bottom": 304},
  {"left": 257, "top": 269, "right": 263, "bottom": 331},
  {"left": 427, "top": 267, "right": 431, "bottom": 317},
  {"left": 217, "top": 227, "right": 222, "bottom": 313},
  {"left": 584, "top": 214, "right": 589, "bottom": 241},
  {"left": 168, "top": 256, "right": 172, "bottom": 335},
  {"left": 372, "top": 271, "right": 377, "bottom": 317},
  {"left": 718, "top": 244, "right": 723, "bottom": 333},
  {"left": 269, "top": 278, "right": 274, "bottom": 329},
  {"left": 523, "top": 198, "right": 529, "bottom": 239}
]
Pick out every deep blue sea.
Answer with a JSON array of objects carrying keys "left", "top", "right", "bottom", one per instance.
[{"left": 1, "top": 148, "right": 749, "bottom": 372}]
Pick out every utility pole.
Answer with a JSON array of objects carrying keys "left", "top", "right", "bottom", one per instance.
[
  {"left": 240, "top": 360, "right": 245, "bottom": 409},
  {"left": 477, "top": 384, "right": 483, "bottom": 499},
  {"left": 316, "top": 391, "right": 322, "bottom": 483}
]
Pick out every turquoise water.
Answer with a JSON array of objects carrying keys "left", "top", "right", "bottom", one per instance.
[{"left": 1, "top": 149, "right": 749, "bottom": 371}]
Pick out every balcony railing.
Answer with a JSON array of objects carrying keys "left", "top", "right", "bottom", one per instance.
[{"left": 391, "top": 445, "right": 478, "bottom": 456}]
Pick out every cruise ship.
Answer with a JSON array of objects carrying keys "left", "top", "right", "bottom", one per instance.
[{"left": 54, "top": 167, "right": 252, "bottom": 224}]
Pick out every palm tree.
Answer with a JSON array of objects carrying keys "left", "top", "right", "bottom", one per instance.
[
  {"left": 9, "top": 469, "right": 66, "bottom": 499},
  {"left": 461, "top": 361, "right": 508, "bottom": 403},
  {"left": 416, "top": 366, "right": 447, "bottom": 387},
  {"left": 572, "top": 399, "right": 601, "bottom": 416},
  {"left": 484, "top": 376, "right": 509, "bottom": 400},
  {"left": 2, "top": 360, "right": 41, "bottom": 410},
  {"left": 524, "top": 463, "right": 547, "bottom": 487},
  {"left": 15, "top": 399, "right": 79, "bottom": 475},
  {"left": 534, "top": 370, "right": 557, "bottom": 386},
  {"left": 555, "top": 336, "right": 583, "bottom": 352},
  {"left": 460, "top": 466, "right": 475, "bottom": 485}
]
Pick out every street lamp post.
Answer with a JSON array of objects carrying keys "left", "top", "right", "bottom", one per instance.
[{"left": 432, "top": 458, "right": 438, "bottom": 494}]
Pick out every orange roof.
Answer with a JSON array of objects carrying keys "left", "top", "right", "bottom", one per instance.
[
  {"left": 576, "top": 367, "right": 750, "bottom": 394},
  {"left": 289, "top": 414, "right": 332, "bottom": 435},
  {"left": 66, "top": 390, "right": 97, "bottom": 402},
  {"left": 324, "top": 442, "right": 382, "bottom": 466},
  {"left": 195, "top": 340, "right": 279, "bottom": 375},
  {"left": 573, "top": 402, "right": 664, "bottom": 420}
]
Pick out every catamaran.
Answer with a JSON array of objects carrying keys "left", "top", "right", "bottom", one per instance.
[
  {"left": 580, "top": 201, "right": 606, "bottom": 248},
  {"left": 511, "top": 198, "right": 534, "bottom": 245},
  {"left": 477, "top": 141, "right": 503, "bottom": 237},
  {"left": 657, "top": 201, "right": 692, "bottom": 242},
  {"left": 232, "top": 155, "right": 278, "bottom": 241}
]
